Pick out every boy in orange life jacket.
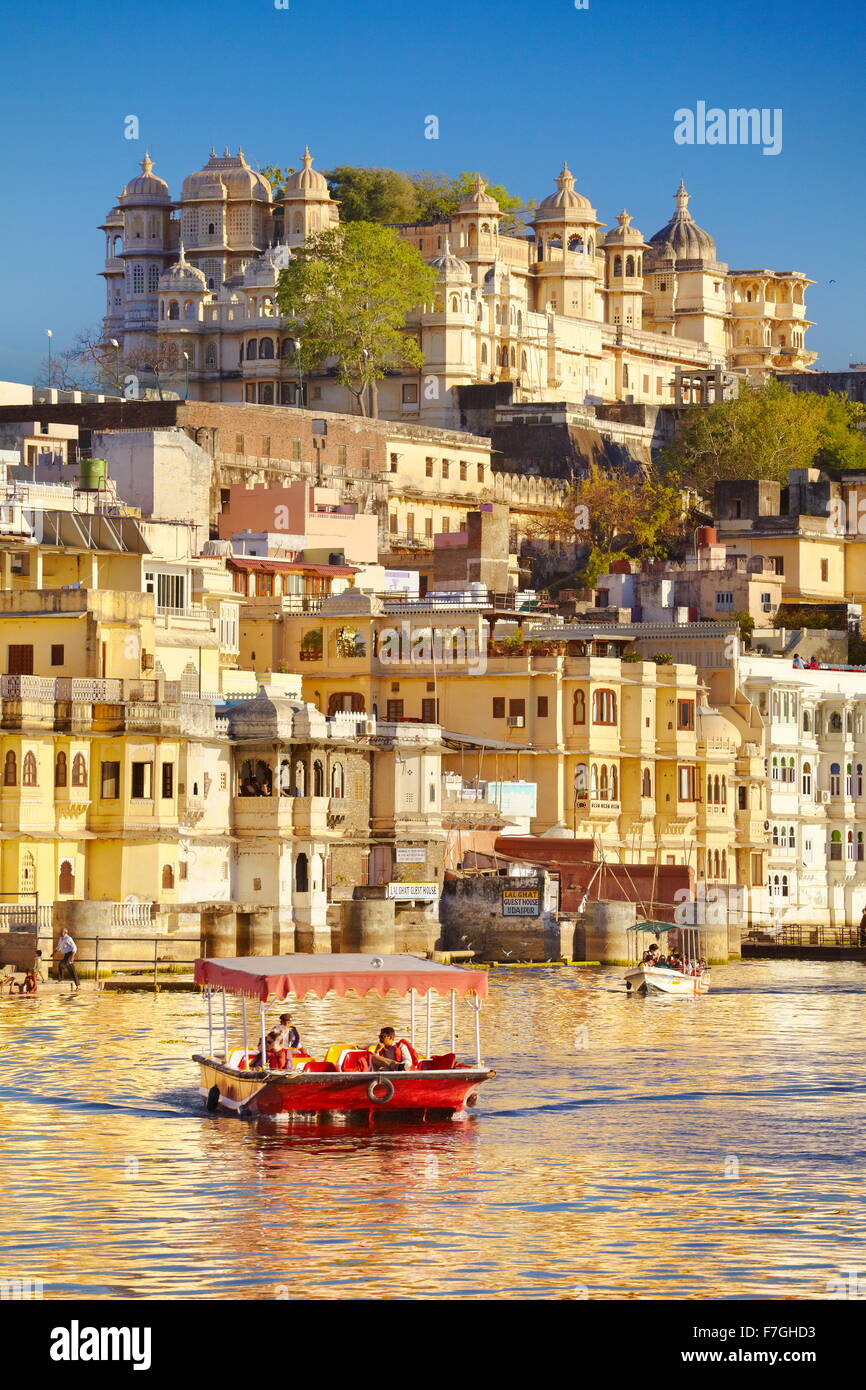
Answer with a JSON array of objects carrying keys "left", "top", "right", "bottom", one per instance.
[{"left": 370, "top": 1027, "right": 416, "bottom": 1071}]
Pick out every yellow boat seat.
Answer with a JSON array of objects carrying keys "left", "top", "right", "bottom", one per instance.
[{"left": 324, "top": 1043, "right": 359, "bottom": 1068}]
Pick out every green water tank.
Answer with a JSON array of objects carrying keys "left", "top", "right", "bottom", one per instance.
[{"left": 79, "top": 457, "right": 107, "bottom": 491}]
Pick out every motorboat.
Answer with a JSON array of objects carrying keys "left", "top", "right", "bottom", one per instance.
[
  {"left": 192, "top": 952, "right": 494, "bottom": 1121},
  {"left": 624, "top": 963, "right": 710, "bottom": 996}
]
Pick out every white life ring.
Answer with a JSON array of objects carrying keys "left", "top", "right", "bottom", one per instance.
[{"left": 367, "top": 1076, "right": 395, "bottom": 1104}]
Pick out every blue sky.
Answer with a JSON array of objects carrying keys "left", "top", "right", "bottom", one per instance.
[{"left": 1, "top": 0, "right": 863, "bottom": 381}]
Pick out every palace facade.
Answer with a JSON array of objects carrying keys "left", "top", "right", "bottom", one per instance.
[{"left": 100, "top": 147, "right": 816, "bottom": 429}]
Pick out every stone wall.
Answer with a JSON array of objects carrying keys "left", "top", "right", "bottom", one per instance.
[{"left": 440, "top": 873, "right": 561, "bottom": 961}]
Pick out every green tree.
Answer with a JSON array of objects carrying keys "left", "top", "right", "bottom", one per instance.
[
  {"left": 276, "top": 221, "right": 437, "bottom": 417},
  {"left": 260, "top": 164, "right": 295, "bottom": 199},
  {"left": 411, "top": 170, "right": 524, "bottom": 225},
  {"left": 661, "top": 378, "right": 866, "bottom": 497},
  {"left": 533, "top": 464, "right": 686, "bottom": 586},
  {"left": 324, "top": 166, "right": 419, "bottom": 224}
]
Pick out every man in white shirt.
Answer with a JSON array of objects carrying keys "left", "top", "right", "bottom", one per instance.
[{"left": 55, "top": 931, "right": 80, "bottom": 991}]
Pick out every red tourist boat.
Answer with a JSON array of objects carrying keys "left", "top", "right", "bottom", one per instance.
[{"left": 192, "top": 953, "right": 494, "bottom": 1122}]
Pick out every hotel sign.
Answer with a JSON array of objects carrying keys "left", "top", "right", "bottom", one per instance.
[
  {"left": 386, "top": 881, "right": 438, "bottom": 901},
  {"left": 502, "top": 887, "right": 541, "bottom": 917},
  {"left": 395, "top": 847, "right": 427, "bottom": 863}
]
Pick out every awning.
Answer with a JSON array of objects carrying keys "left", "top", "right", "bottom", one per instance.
[
  {"left": 194, "top": 952, "right": 489, "bottom": 1002},
  {"left": 627, "top": 920, "right": 676, "bottom": 933}
]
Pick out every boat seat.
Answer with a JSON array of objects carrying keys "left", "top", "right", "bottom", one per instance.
[
  {"left": 339, "top": 1049, "right": 372, "bottom": 1073},
  {"left": 302, "top": 1060, "right": 337, "bottom": 1073},
  {"left": 421, "top": 1052, "right": 457, "bottom": 1070},
  {"left": 324, "top": 1043, "right": 360, "bottom": 1068}
]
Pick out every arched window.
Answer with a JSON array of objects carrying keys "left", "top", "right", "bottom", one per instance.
[
  {"left": 3, "top": 751, "right": 16, "bottom": 786},
  {"left": 613, "top": 256, "right": 622, "bottom": 277},
  {"left": 295, "top": 852, "right": 309, "bottom": 893},
  {"left": 590, "top": 764, "right": 598, "bottom": 796},
  {"left": 802, "top": 761, "right": 812, "bottom": 796},
  {"left": 772, "top": 824, "right": 779, "bottom": 846},
  {"left": 247, "top": 339, "right": 257, "bottom": 360},
  {"left": 205, "top": 344, "right": 216, "bottom": 367},
  {"left": 72, "top": 753, "right": 87, "bottom": 787},
  {"left": 183, "top": 300, "right": 195, "bottom": 320},
  {"left": 592, "top": 689, "right": 617, "bottom": 724},
  {"left": 846, "top": 763, "right": 854, "bottom": 797},
  {"left": 167, "top": 300, "right": 179, "bottom": 320},
  {"left": 830, "top": 763, "right": 842, "bottom": 796},
  {"left": 803, "top": 709, "right": 812, "bottom": 733},
  {"left": 162, "top": 864, "right": 175, "bottom": 890},
  {"left": 611, "top": 765, "right": 618, "bottom": 800},
  {"left": 771, "top": 756, "right": 779, "bottom": 781},
  {"left": 59, "top": 860, "right": 74, "bottom": 894},
  {"left": 573, "top": 690, "right": 586, "bottom": 724},
  {"left": 259, "top": 337, "right": 274, "bottom": 359},
  {"left": 848, "top": 830, "right": 855, "bottom": 860},
  {"left": 568, "top": 235, "right": 584, "bottom": 253},
  {"left": 858, "top": 832, "right": 865, "bottom": 862},
  {"left": 721, "top": 776, "right": 727, "bottom": 805},
  {"left": 55, "top": 752, "right": 68, "bottom": 787},
  {"left": 830, "top": 711, "right": 842, "bottom": 732},
  {"left": 481, "top": 342, "right": 488, "bottom": 365},
  {"left": 788, "top": 825, "right": 796, "bottom": 848},
  {"left": 858, "top": 764, "right": 864, "bottom": 798},
  {"left": 313, "top": 760, "right": 325, "bottom": 797},
  {"left": 830, "top": 829, "right": 842, "bottom": 860},
  {"left": 721, "top": 850, "right": 727, "bottom": 878},
  {"left": 294, "top": 760, "right": 306, "bottom": 796},
  {"left": 147, "top": 264, "right": 159, "bottom": 293},
  {"left": 132, "top": 264, "right": 144, "bottom": 293},
  {"left": 626, "top": 256, "right": 635, "bottom": 276},
  {"left": 330, "top": 762, "right": 344, "bottom": 798},
  {"left": 22, "top": 752, "right": 37, "bottom": 786},
  {"left": 207, "top": 221, "right": 215, "bottom": 235},
  {"left": 642, "top": 768, "right": 651, "bottom": 797},
  {"left": 450, "top": 295, "right": 459, "bottom": 312},
  {"left": 495, "top": 304, "right": 501, "bottom": 324},
  {"left": 599, "top": 764, "right": 609, "bottom": 799},
  {"left": 521, "top": 351, "right": 527, "bottom": 372}
]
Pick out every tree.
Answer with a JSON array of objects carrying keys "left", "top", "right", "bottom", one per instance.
[
  {"left": 661, "top": 379, "right": 866, "bottom": 497},
  {"left": 260, "top": 164, "right": 295, "bottom": 199},
  {"left": 410, "top": 170, "right": 524, "bottom": 225},
  {"left": 276, "top": 222, "right": 438, "bottom": 417},
  {"left": 324, "top": 166, "right": 419, "bottom": 224},
  {"left": 532, "top": 463, "right": 686, "bottom": 586}
]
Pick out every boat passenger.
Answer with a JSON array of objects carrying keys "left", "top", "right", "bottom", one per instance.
[
  {"left": 369, "top": 1028, "right": 417, "bottom": 1071},
  {"left": 265, "top": 1013, "right": 301, "bottom": 1068},
  {"left": 642, "top": 943, "right": 659, "bottom": 965},
  {"left": 668, "top": 951, "right": 684, "bottom": 972}
]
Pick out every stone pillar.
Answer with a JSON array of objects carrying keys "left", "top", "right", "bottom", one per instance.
[
  {"left": 342, "top": 898, "right": 396, "bottom": 954},
  {"left": 574, "top": 900, "right": 637, "bottom": 964},
  {"left": 237, "top": 909, "right": 274, "bottom": 956},
  {"left": 201, "top": 905, "right": 237, "bottom": 958}
]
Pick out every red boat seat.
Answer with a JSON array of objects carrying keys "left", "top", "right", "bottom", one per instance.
[
  {"left": 422, "top": 1052, "right": 457, "bottom": 1070},
  {"left": 339, "top": 1050, "right": 372, "bottom": 1073},
  {"left": 302, "top": 1060, "right": 337, "bottom": 1073}
]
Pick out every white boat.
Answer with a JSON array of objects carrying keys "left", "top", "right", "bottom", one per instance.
[{"left": 624, "top": 964, "right": 710, "bottom": 996}]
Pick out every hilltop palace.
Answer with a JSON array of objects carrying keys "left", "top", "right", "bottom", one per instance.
[{"left": 100, "top": 146, "right": 816, "bottom": 428}]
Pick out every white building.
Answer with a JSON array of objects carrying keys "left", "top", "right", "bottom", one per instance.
[{"left": 739, "top": 655, "right": 866, "bottom": 928}]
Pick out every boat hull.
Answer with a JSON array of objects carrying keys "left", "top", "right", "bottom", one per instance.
[
  {"left": 624, "top": 966, "right": 710, "bottom": 996},
  {"left": 194, "top": 1056, "right": 493, "bottom": 1120}
]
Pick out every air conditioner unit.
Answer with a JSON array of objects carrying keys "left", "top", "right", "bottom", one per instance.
[
  {"left": 506, "top": 715, "right": 525, "bottom": 728},
  {"left": 821, "top": 790, "right": 832, "bottom": 804}
]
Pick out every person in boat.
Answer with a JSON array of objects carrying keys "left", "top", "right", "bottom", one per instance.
[
  {"left": 369, "top": 1027, "right": 418, "bottom": 1071},
  {"left": 859, "top": 905, "right": 866, "bottom": 948},
  {"left": 264, "top": 1013, "right": 301, "bottom": 1068},
  {"left": 668, "top": 950, "right": 684, "bottom": 972},
  {"left": 642, "top": 943, "right": 660, "bottom": 965}
]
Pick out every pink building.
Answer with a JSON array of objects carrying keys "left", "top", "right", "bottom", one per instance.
[{"left": 218, "top": 480, "right": 378, "bottom": 565}]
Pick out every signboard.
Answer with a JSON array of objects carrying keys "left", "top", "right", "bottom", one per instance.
[
  {"left": 502, "top": 887, "right": 541, "bottom": 917},
  {"left": 395, "top": 847, "right": 427, "bottom": 864},
  {"left": 386, "top": 882, "right": 438, "bottom": 901}
]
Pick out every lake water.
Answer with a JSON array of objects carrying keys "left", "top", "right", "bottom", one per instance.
[{"left": 1, "top": 959, "right": 865, "bottom": 1300}]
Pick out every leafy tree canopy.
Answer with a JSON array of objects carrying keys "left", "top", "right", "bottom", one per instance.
[
  {"left": 264, "top": 163, "right": 525, "bottom": 228},
  {"left": 660, "top": 379, "right": 866, "bottom": 496},
  {"left": 276, "top": 221, "right": 437, "bottom": 417}
]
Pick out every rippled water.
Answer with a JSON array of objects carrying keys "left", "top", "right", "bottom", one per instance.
[{"left": 1, "top": 959, "right": 865, "bottom": 1300}]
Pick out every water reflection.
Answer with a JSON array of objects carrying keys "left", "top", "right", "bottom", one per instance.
[{"left": 1, "top": 961, "right": 865, "bottom": 1298}]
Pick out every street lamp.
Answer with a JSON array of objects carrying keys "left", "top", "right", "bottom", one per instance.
[
  {"left": 109, "top": 338, "right": 121, "bottom": 395},
  {"left": 290, "top": 338, "right": 303, "bottom": 407},
  {"left": 45, "top": 329, "right": 53, "bottom": 389}
]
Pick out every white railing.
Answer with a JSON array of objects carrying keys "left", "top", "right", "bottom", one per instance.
[
  {"left": 0, "top": 675, "right": 60, "bottom": 701},
  {"left": 110, "top": 901, "right": 155, "bottom": 927}
]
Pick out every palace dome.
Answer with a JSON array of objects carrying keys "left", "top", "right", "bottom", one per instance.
[
  {"left": 121, "top": 153, "right": 170, "bottom": 205},
  {"left": 604, "top": 209, "right": 646, "bottom": 248},
  {"left": 182, "top": 148, "right": 271, "bottom": 203},
  {"left": 429, "top": 238, "right": 471, "bottom": 283},
  {"left": 648, "top": 181, "right": 717, "bottom": 260},
  {"left": 535, "top": 162, "right": 592, "bottom": 219},
  {"left": 457, "top": 174, "right": 500, "bottom": 215},
  {"left": 159, "top": 243, "right": 207, "bottom": 290},
  {"left": 283, "top": 147, "right": 332, "bottom": 200}
]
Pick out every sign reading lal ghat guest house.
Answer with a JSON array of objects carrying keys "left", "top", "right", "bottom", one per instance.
[{"left": 501, "top": 887, "right": 542, "bottom": 917}]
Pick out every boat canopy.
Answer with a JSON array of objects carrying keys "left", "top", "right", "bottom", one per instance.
[
  {"left": 627, "top": 921, "right": 675, "bottom": 934},
  {"left": 194, "top": 953, "right": 489, "bottom": 1002}
]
